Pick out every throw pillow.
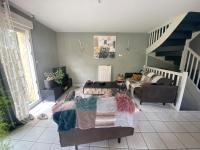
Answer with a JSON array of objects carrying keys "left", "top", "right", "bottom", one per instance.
[{"left": 151, "top": 75, "right": 163, "bottom": 83}]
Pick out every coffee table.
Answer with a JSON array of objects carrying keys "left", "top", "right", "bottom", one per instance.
[{"left": 83, "top": 81, "right": 118, "bottom": 95}]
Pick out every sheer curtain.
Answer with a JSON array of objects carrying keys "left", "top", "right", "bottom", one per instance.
[{"left": 0, "top": 0, "right": 29, "bottom": 121}]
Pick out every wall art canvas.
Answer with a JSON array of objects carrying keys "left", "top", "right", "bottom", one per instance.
[{"left": 94, "top": 36, "right": 116, "bottom": 59}]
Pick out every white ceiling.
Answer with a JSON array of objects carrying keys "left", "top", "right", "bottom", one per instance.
[{"left": 10, "top": 0, "right": 200, "bottom": 32}]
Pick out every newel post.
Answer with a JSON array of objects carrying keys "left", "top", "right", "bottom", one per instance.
[{"left": 175, "top": 72, "right": 188, "bottom": 111}]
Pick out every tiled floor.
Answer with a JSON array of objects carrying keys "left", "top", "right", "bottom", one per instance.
[{"left": 3, "top": 95, "right": 200, "bottom": 150}]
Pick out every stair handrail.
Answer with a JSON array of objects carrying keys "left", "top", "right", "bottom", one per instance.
[
  {"left": 179, "top": 31, "right": 200, "bottom": 91},
  {"left": 180, "top": 47, "right": 200, "bottom": 90},
  {"left": 146, "top": 13, "right": 187, "bottom": 54},
  {"left": 144, "top": 65, "right": 188, "bottom": 111}
]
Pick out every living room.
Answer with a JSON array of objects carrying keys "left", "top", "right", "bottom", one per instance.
[{"left": 1, "top": 0, "right": 200, "bottom": 150}]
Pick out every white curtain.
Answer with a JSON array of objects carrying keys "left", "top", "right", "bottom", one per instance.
[{"left": 0, "top": 0, "right": 29, "bottom": 121}]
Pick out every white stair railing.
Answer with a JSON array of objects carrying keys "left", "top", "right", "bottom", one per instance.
[
  {"left": 180, "top": 31, "right": 200, "bottom": 91},
  {"left": 144, "top": 66, "right": 188, "bottom": 111},
  {"left": 146, "top": 13, "right": 187, "bottom": 54},
  {"left": 181, "top": 47, "right": 200, "bottom": 90}
]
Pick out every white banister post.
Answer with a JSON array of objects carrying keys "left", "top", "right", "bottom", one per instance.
[
  {"left": 179, "top": 49, "right": 188, "bottom": 71},
  {"left": 145, "top": 54, "right": 148, "bottom": 66},
  {"left": 175, "top": 72, "right": 188, "bottom": 111},
  {"left": 149, "top": 33, "right": 151, "bottom": 46},
  {"left": 180, "top": 33, "right": 193, "bottom": 71}
]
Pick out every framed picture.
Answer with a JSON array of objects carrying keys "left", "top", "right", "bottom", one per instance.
[{"left": 94, "top": 36, "right": 116, "bottom": 59}]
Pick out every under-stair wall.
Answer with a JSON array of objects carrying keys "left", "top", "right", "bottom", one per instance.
[{"left": 181, "top": 78, "right": 200, "bottom": 110}]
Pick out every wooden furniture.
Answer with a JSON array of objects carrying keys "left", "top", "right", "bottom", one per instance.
[
  {"left": 59, "top": 127, "right": 134, "bottom": 150},
  {"left": 41, "top": 87, "right": 63, "bottom": 101},
  {"left": 83, "top": 81, "right": 118, "bottom": 95}
]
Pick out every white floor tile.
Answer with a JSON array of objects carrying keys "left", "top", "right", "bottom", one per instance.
[
  {"left": 70, "top": 146, "right": 89, "bottom": 150},
  {"left": 134, "top": 123, "right": 140, "bottom": 133},
  {"left": 12, "top": 141, "right": 34, "bottom": 150},
  {"left": 70, "top": 146, "right": 90, "bottom": 150},
  {"left": 9, "top": 126, "right": 33, "bottom": 140},
  {"left": 190, "top": 133, "right": 200, "bottom": 143},
  {"left": 159, "top": 133, "right": 185, "bottom": 149},
  {"left": 22, "top": 127, "right": 46, "bottom": 141},
  {"left": 50, "top": 144, "right": 69, "bottom": 150},
  {"left": 127, "top": 133, "right": 147, "bottom": 149},
  {"left": 170, "top": 112, "right": 188, "bottom": 121},
  {"left": 34, "top": 119, "right": 52, "bottom": 127},
  {"left": 138, "top": 121, "right": 155, "bottom": 132},
  {"left": 108, "top": 138, "right": 128, "bottom": 148},
  {"left": 90, "top": 140, "right": 108, "bottom": 147},
  {"left": 142, "top": 133, "right": 167, "bottom": 149},
  {"left": 156, "top": 113, "right": 175, "bottom": 121},
  {"left": 26, "top": 119, "right": 40, "bottom": 127},
  {"left": 53, "top": 134, "right": 60, "bottom": 145},
  {"left": 179, "top": 122, "right": 200, "bottom": 132},
  {"left": 37, "top": 127, "right": 58, "bottom": 143},
  {"left": 90, "top": 147, "right": 108, "bottom": 150},
  {"left": 180, "top": 112, "right": 199, "bottom": 121},
  {"left": 137, "top": 112, "right": 148, "bottom": 121},
  {"left": 150, "top": 121, "right": 170, "bottom": 132},
  {"left": 30, "top": 142, "right": 52, "bottom": 150},
  {"left": 175, "top": 133, "right": 200, "bottom": 149},
  {"left": 164, "top": 122, "right": 186, "bottom": 132},
  {"left": 49, "top": 120, "right": 58, "bottom": 128},
  {"left": 191, "top": 122, "right": 200, "bottom": 129},
  {"left": 145, "top": 112, "right": 160, "bottom": 121},
  {"left": 6, "top": 140, "right": 19, "bottom": 149},
  {"left": 189, "top": 112, "right": 200, "bottom": 121},
  {"left": 110, "top": 148, "right": 127, "bottom": 150}
]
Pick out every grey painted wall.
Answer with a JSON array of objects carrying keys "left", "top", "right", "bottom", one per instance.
[
  {"left": 56, "top": 32, "right": 148, "bottom": 85},
  {"left": 190, "top": 33, "right": 200, "bottom": 55},
  {"left": 31, "top": 21, "right": 59, "bottom": 89}
]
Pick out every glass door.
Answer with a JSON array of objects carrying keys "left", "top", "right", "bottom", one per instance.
[{"left": 15, "top": 28, "right": 40, "bottom": 108}]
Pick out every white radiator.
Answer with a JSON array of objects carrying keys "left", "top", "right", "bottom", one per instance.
[{"left": 98, "top": 65, "right": 111, "bottom": 82}]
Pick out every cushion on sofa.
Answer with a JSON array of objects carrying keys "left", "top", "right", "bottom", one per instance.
[
  {"left": 141, "top": 75, "right": 151, "bottom": 83},
  {"left": 146, "top": 72, "right": 155, "bottom": 78},
  {"left": 151, "top": 75, "right": 163, "bottom": 83},
  {"left": 156, "top": 78, "right": 174, "bottom": 85}
]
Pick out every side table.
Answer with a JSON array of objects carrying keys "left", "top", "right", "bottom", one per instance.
[{"left": 41, "top": 87, "right": 64, "bottom": 101}]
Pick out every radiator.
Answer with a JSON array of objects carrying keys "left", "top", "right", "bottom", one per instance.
[{"left": 98, "top": 65, "right": 111, "bottom": 82}]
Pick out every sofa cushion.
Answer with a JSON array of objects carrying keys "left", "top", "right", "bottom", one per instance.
[
  {"left": 146, "top": 72, "right": 155, "bottom": 78},
  {"left": 141, "top": 75, "right": 151, "bottom": 83},
  {"left": 151, "top": 75, "right": 163, "bottom": 83},
  {"left": 157, "top": 78, "right": 174, "bottom": 85}
]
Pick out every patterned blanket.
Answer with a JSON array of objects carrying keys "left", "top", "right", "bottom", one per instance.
[{"left": 53, "top": 93, "right": 139, "bottom": 132}]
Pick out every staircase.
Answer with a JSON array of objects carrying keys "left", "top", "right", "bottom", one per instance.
[
  {"left": 146, "top": 12, "right": 200, "bottom": 110},
  {"left": 147, "top": 12, "right": 200, "bottom": 67}
]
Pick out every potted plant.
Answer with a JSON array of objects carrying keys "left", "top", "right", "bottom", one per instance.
[
  {"left": 0, "top": 88, "right": 11, "bottom": 150},
  {"left": 44, "top": 72, "right": 57, "bottom": 89},
  {"left": 54, "top": 68, "right": 65, "bottom": 87}
]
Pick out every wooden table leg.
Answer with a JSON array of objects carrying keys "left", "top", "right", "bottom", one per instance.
[{"left": 118, "top": 138, "right": 121, "bottom": 143}]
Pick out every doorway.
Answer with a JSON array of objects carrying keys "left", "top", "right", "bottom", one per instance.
[{"left": 16, "top": 28, "right": 40, "bottom": 108}]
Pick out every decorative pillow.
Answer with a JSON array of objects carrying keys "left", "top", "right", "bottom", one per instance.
[
  {"left": 141, "top": 75, "right": 151, "bottom": 83},
  {"left": 146, "top": 72, "right": 155, "bottom": 78},
  {"left": 151, "top": 75, "right": 163, "bottom": 83},
  {"left": 157, "top": 78, "right": 174, "bottom": 85},
  {"left": 131, "top": 73, "right": 142, "bottom": 81},
  {"left": 141, "top": 75, "right": 146, "bottom": 81}
]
